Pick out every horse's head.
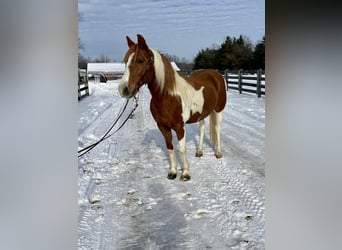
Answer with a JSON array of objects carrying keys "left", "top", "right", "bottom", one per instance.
[{"left": 118, "top": 34, "right": 154, "bottom": 98}]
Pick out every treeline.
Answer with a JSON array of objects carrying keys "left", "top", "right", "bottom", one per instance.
[
  {"left": 78, "top": 34, "right": 265, "bottom": 72},
  {"left": 193, "top": 35, "right": 265, "bottom": 71},
  {"left": 78, "top": 12, "right": 114, "bottom": 69},
  {"left": 162, "top": 53, "right": 193, "bottom": 74},
  {"left": 78, "top": 53, "right": 112, "bottom": 69}
]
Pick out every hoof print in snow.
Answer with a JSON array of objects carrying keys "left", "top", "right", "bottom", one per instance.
[
  {"left": 127, "top": 189, "right": 137, "bottom": 195},
  {"left": 180, "top": 174, "right": 191, "bottom": 181},
  {"left": 195, "top": 209, "right": 209, "bottom": 218},
  {"left": 88, "top": 195, "right": 101, "bottom": 204},
  {"left": 167, "top": 173, "right": 177, "bottom": 180},
  {"left": 245, "top": 215, "right": 253, "bottom": 221}
]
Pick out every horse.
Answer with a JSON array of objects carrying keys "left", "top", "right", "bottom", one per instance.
[{"left": 118, "top": 34, "right": 226, "bottom": 181}]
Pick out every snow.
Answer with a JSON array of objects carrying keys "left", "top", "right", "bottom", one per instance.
[
  {"left": 78, "top": 79, "right": 265, "bottom": 249},
  {"left": 87, "top": 63, "right": 125, "bottom": 73}
]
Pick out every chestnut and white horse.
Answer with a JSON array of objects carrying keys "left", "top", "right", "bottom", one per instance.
[{"left": 118, "top": 34, "right": 226, "bottom": 181}]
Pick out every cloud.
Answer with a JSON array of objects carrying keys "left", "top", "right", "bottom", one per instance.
[{"left": 78, "top": 0, "right": 265, "bottom": 60}]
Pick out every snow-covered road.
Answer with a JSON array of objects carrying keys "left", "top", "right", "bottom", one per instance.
[{"left": 78, "top": 79, "right": 265, "bottom": 249}]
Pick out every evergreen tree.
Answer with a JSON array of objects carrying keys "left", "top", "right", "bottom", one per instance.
[
  {"left": 193, "top": 35, "right": 257, "bottom": 71},
  {"left": 215, "top": 36, "right": 234, "bottom": 69},
  {"left": 193, "top": 48, "right": 217, "bottom": 70},
  {"left": 253, "top": 36, "right": 265, "bottom": 70},
  {"left": 78, "top": 54, "right": 88, "bottom": 69}
]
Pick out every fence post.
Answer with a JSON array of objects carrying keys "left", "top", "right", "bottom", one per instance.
[
  {"left": 78, "top": 71, "right": 81, "bottom": 100},
  {"left": 224, "top": 69, "right": 229, "bottom": 91},
  {"left": 238, "top": 69, "right": 242, "bottom": 94},
  {"left": 256, "top": 69, "right": 262, "bottom": 98},
  {"left": 85, "top": 70, "right": 89, "bottom": 96}
]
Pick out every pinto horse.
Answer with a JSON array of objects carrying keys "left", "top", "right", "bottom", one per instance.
[{"left": 118, "top": 34, "right": 226, "bottom": 181}]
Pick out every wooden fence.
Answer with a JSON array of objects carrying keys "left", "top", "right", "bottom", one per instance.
[
  {"left": 77, "top": 68, "right": 265, "bottom": 100},
  {"left": 224, "top": 69, "right": 265, "bottom": 97},
  {"left": 78, "top": 69, "right": 89, "bottom": 100}
]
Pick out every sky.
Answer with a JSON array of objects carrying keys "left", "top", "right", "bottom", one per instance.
[{"left": 78, "top": 0, "right": 265, "bottom": 62}]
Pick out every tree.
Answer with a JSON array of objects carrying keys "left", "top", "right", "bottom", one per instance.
[
  {"left": 192, "top": 35, "right": 264, "bottom": 71},
  {"left": 253, "top": 36, "right": 265, "bottom": 70},
  {"left": 78, "top": 13, "right": 84, "bottom": 52},
  {"left": 78, "top": 54, "right": 88, "bottom": 69},
  {"left": 193, "top": 48, "right": 217, "bottom": 70},
  {"left": 163, "top": 52, "right": 194, "bottom": 73},
  {"left": 216, "top": 35, "right": 253, "bottom": 70},
  {"left": 93, "top": 54, "right": 111, "bottom": 63},
  {"left": 78, "top": 12, "right": 87, "bottom": 69}
]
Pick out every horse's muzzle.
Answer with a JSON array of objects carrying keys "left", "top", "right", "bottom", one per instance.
[
  {"left": 118, "top": 82, "right": 136, "bottom": 98},
  {"left": 123, "top": 86, "right": 130, "bottom": 96}
]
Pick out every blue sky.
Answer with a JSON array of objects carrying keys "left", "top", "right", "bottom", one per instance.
[{"left": 78, "top": 0, "right": 264, "bottom": 61}]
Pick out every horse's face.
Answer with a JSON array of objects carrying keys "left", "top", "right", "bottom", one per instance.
[{"left": 118, "top": 35, "right": 153, "bottom": 98}]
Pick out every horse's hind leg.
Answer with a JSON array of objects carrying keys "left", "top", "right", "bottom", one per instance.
[
  {"left": 196, "top": 119, "right": 205, "bottom": 157},
  {"left": 215, "top": 111, "right": 223, "bottom": 158},
  {"left": 210, "top": 110, "right": 223, "bottom": 158}
]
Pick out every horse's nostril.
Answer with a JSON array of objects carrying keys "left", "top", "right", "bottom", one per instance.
[{"left": 123, "top": 86, "right": 129, "bottom": 96}]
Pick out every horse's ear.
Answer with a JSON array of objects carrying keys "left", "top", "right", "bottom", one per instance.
[
  {"left": 126, "top": 36, "right": 135, "bottom": 48},
  {"left": 137, "top": 34, "right": 148, "bottom": 50}
]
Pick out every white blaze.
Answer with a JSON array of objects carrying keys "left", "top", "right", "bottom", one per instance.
[{"left": 118, "top": 53, "right": 134, "bottom": 97}]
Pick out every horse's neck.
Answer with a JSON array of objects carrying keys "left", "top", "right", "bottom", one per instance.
[{"left": 147, "top": 78, "right": 163, "bottom": 100}]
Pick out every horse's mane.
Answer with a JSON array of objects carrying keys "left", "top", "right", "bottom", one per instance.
[
  {"left": 151, "top": 49, "right": 198, "bottom": 109},
  {"left": 123, "top": 46, "right": 193, "bottom": 100},
  {"left": 150, "top": 48, "right": 177, "bottom": 95}
]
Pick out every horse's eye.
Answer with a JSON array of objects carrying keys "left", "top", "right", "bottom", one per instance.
[{"left": 137, "top": 58, "right": 144, "bottom": 64}]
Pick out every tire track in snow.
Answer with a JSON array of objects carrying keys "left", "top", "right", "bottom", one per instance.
[
  {"left": 78, "top": 82, "right": 131, "bottom": 249},
  {"left": 178, "top": 91, "right": 265, "bottom": 249},
  {"left": 78, "top": 101, "right": 114, "bottom": 137},
  {"left": 78, "top": 84, "right": 265, "bottom": 250},
  {"left": 181, "top": 145, "right": 265, "bottom": 249}
]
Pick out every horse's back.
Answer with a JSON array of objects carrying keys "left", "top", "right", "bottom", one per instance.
[{"left": 189, "top": 69, "right": 226, "bottom": 112}]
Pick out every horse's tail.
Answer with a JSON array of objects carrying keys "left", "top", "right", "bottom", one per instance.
[{"left": 209, "top": 111, "right": 218, "bottom": 147}]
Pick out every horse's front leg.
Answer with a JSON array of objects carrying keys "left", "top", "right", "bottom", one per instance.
[
  {"left": 157, "top": 124, "right": 177, "bottom": 179},
  {"left": 175, "top": 126, "right": 191, "bottom": 181}
]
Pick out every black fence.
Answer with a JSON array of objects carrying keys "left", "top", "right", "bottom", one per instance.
[
  {"left": 78, "top": 69, "right": 89, "bottom": 100},
  {"left": 224, "top": 69, "right": 265, "bottom": 97}
]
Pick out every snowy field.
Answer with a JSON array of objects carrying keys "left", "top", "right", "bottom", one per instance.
[{"left": 78, "top": 79, "right": 265, "bottom": 249}]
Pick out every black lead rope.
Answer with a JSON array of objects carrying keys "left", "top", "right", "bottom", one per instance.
[
  {"left": 78, "top": 96, "right": 139, "bottom": 158},
  {"left": 78, "top": 99, "right": 129, "bottom": 156}
]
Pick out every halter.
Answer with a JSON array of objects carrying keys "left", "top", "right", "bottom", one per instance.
[
  {"left": 132, "top": 45, "right": 154, "bottom": 68},
  {"left": 131, "top": 46, "right": 154, "bottom": 86}
]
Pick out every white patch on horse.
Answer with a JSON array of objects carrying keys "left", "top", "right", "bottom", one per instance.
[
  {"left": 149, "top": 48, "right": 205, "bottom": 122},
  {"left": 150, "top": 48, "right": 165, "bottom": 92},
  {"left": 173, "top": 72, "right": 205, "bottom": 123},
  {"left": 178, "top": 135, "right": 189, "bottom": 176},
  {"left": 118, "top": 53, "right": 134, "bottom": 96},
  {"left": 168, "top": 149, "right": 177, "bottom": 175}
]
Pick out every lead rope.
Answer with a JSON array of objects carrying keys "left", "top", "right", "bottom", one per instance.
[{"left": 78, "top": 95, "right": 139, "bottom": 158}]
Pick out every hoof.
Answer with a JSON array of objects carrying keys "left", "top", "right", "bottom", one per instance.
[
  {"left": 215, "top": 152, "right": 222, "bottom": 158},
  {"left": 195, "top": 151, "right": 203, "bottom": 157},
  {"left": 167, "top": 173, "right": 177, "bottom": 180},
  {"left": 180, "top": 174, "right": 191, "bottom": 181}
]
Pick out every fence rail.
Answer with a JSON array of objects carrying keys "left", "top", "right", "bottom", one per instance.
[
  {"left": 77, "top": 68, "right": 265, "bottom": 100},
  {"left": 224, "top": 69, "right": 265, "bottom": 97},
  {"left": 78, "top": 69, "right": 89, "bottom": 100}
]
